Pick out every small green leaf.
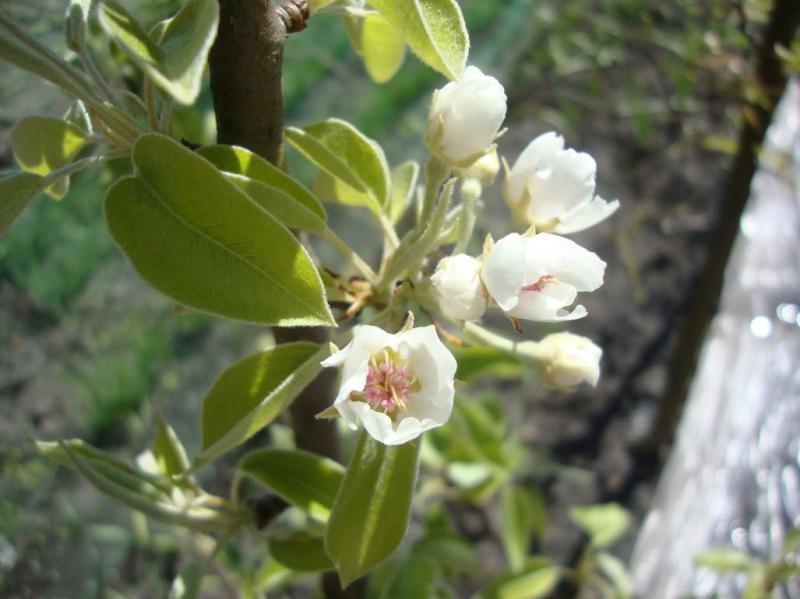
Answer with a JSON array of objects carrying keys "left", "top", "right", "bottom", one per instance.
[
  {"left": 198, "top": 144, "right": 325, "bottom": 221},
  {"left": 168, "top": 561, "right": 207, "bottom": 599},
  {"left": 596, "top": 552, "right": 633, "bottom": 598},
  {"left": 106, "top": 134, "right": 334, "bottom": 327},
  {"left": 153, "top": 417, "right": 191, "bottom": 479},
  {"left": 501, "top": 484, "right": 547, "bottom": 572},
  {"left": 98, "top": 0, "right": 219, "bottom": 104},
  {"left": 361, "top": 13, "right": 406, "bottom": 83},
  {"left": 695, "top": 547, "right": 753, "bottom": 573},
  {"left": 570, "top": 503, "right": 631, "bottom": 549},
  {"left": 239, "top": 448, "right": 344, "bottom": 522},
  {"left": 0, "top": 173, "right": 43, "bottom": 235},
  {"left": 478, "top": 557, "right": 560, "bottom": 599},
  {"left": 198, "top": 343, "right": 326, "bottom": 466},
  {"left": 270, "top": 534, "right": 335, "bottom": 572},
  {"left": 10, "top": 117, "right": 89, "bottom": 198},
  {"left": 366, "top": 0, "right": 468, "bottom": 80},
  {"left": 286, "top": 118, "right": 390, "bottom": 214},
  {"left": 325, "top": 432, "right": 421, "bottom": 587},
  {"left": 388, "top": 161, "right": 419, "bottom": 224}
]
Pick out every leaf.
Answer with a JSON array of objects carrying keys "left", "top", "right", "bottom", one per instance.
[
  {"left": 168, "top": 561, "right": 207, "bottom": 599},
  {"left": 478, "top": 557, "right": 560, "bottom": 599},
  {"left": 361, "top": 13, "right": 407, "bottom": 83},
  {"left": 239, "top": 448, "right": 344, "bottom": 522},
  {"left": 269, "top": 534, "right": 335, "bottom": 572},
  {"left": 454, "top": 346, "right": 523, "bottom": 382},
  {"left": 197, "top": 144, "right": 325, "bottom": 221},
  {"left": 325, "top": 432, "right": 421, "bottom": 587},
  {"left": 388, "top": 161, "right": 419, "bottom": 224},
  {"left": 286, "top": 118, "right": 390, "bottom": 214},
  {"left": 309, "top": 0, "right": 339, "bottom": 13},
  {"left": 366, "top": 0, "right": 468, "bottom": 80},
  {"left": 0, "top": 173, "right": 43, "bottom": 235},
  {"left": 10, "top": 117, "right": 89, "bottom": 198},
  {"left": 596, "top": 552, "right": 633, "bottom": 598},
  {"left": 570, "top": 503, "right": 631, "bottom": 549},
  {"left": 695, "top": 547, "right": 752, "bottom": 573},
  {"left": 198, "top": 343, "right": 326, "bottom": 466},
  {"left": 152, "top": 417, "right": 191, "bottom": 479},
  {"left": 98, "top": 0, "right": 219, "bottom": 104},
  {"left": 501, "top": 485, "right": 547, "bottom": 572},
  {"left": 105, "top": 134, "right": 334, "bottom": 327}
]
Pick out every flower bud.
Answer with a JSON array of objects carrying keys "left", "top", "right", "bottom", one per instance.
[
  {"left": 426, "top": 66, "right": 507, "bottom": 166},
  {"left": 431, "top": 254, "right": 488, "bottom": 321},
  {"left": 458, "top": 147, "right": 501, "bottom": 187},
  {"left": 534, "top": 332, "right": 601, "bottom": 390}
]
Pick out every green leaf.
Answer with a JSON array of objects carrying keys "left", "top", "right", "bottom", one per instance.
[
  {"left": 98, "top": 0, "right": 219, "bottom": 104},
  {"left": 0, "top": 173, "right": 43, "bottom": 235},
  {"left": 106, "top": 134, "right": 334, "bottom": 327},
  {"left": 695, "top": 547, "right": 753, "bottom": 573},
  {"left": 197, "top": 144, "right": 325, "bottom": 221},
  {"left": 782, "top": 527, "right": 800, "bottom": 554},
  {"left": 198, "top": 343, "right": 326, "bottom": 466},
  {"left": 309, "top": 0, "right": 339, "bottom": 12},
  {"left": 152, "top": 417, "right": 191, "bottom": 479},
  {"left": 286, "top": 118, "right": 390, "bottom": 214},
  {"left": 10, "top": 117, "right": 89, "bottom": 198},
  {"left": 325, "top": 432, "right": 421, "bottom": 587},
  {"left": 570, "top": 503, "right": 631, "bottom": 549},
  {"left": 478, "top": 557, "right": 560, "bottom": 599},
  {"left": 366, "top": 0, "right": 468, "bottom": 80},
  {"left": 223, "top": 173, "right": 326, "bottom": 234},
  {"left": 361, "top": 13, "right": 407, "bottom": 83},
  {"left": 239, "top": 448, "right": 344, "bottom": 522},
  {"left": 388, "top": 161, "right": 419, "bottom": 224},
  {"left": 270, "top": 534, "right": 335, "bottom": 572},
  {"left": 168, "top": 561, "right": 207, "bottom": 599},
  {"left": 595, "top": 552, "right": 633, "bottom": 598},
  {"left": 454, "top": 346, "right": 523, "bottom": 382},
  {"left": 500, "top": 485, "right": 547, "bottom": 572}
]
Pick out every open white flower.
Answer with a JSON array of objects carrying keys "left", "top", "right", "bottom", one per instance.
[
  {"left": 321, "top": 325, "right": 457, "bottom": 445},
  {"left": 481, "top": 232, "right": 606, "bottom": 322},
  {"left": 534, "top": 332, "right": 602, "bottom": 390},
  {"left": 503, "top": 132, "right": 619, "bottom": 234},
  {"left": 431, "top": 254, "right": 488, "bottom": 321},
  {"left": 426, "top": 66, "right": 507, "bottom": 166}
]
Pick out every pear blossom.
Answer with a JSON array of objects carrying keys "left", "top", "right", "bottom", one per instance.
[
  {"left": 503, "top": 132, "right": 619, "bottom": 234},
  {"left": 431, "top": 254, "right": 488, "bottom": 321},
  {"left": 321, "top": 325, "right": 457, "bottom": 445},
  {"left": 534, "top": 332, "right": 602, "bottom": 390},
  {"left": 481, "top": 232, "right": 606, "bottom": 322},
  {"left": 426, "top": 66, "right": 507, "bottom": 166}
]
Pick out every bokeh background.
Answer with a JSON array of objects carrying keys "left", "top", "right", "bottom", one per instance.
[{"left": 1, "top": 0, "right": 797, "bottom": 597}]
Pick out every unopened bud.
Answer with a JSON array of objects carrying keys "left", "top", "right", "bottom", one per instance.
[{"left": 534, "top": 332, "right": 601, "bottom": 391}]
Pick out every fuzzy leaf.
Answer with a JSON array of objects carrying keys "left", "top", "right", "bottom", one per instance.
[
  {"left": 152, "top": 417, "right": 191, "bottom": 479},
  {"left": 361, "top": 13, "right": 406, "bottom": 83},
  {"left": 388, "top": 161, "right": 419, "bottom": 224},
  {"left": 0, "top": 173, "right": 43, "bottom": 235}
]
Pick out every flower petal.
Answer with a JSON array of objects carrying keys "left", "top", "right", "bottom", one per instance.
[
  {"left": 506, "top": 132, "right": 564, "bottom": 203},
  {"left": 508, "top": 281, "right": 577, "bottom": 321},
  {"left": 554, "top": 196, "right": 620, "bottom": 234},
  {"left": 524, "top": 233, "right": 606, "bottom": 292},
  {"left": 482, "top": 233, "right": 527, "bottom": 312},
  {"left": 527, "top": 148, "right": 596, "bottom": 222}
]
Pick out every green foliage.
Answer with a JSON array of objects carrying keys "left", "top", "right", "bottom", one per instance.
[
  {"left": 478, "top": 556, "right": 560, "bottom": 599},
  {"left": 152, "top": 417, "right": 191, "bottom": 480},
  {"left": 500, "top": 484, "right": 547, "bottom": 571},
  {"left": 269, "top": 534, "right": 334, "bottom": 572},
  {"left": 388, "top": 161, "right": 419, "bottom": 224},
  {"left": 570, "top": 503, "right": 631, "bottom": 549},
  {"left": 359, "top": 14, "right": 407, "bottom": 84},
  {"left": 0, "top": 173, "right": 43, "bottom": 235}
]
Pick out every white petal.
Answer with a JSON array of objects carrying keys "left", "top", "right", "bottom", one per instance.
[
  {"left": 554, "top": 196, "right": 620, "bottom": 234},
  {"left": 527, "top": 148, "right": 596, "bottom": 222},
  {"left": 431, "top": 254, "right": 488, "bottom": 321},
  {"left": 507, "top": 281, "right": 577, "bottom": 321},
  {"left": 523, "top": 233, "right": 606, "bottom": 291},
  {"left": 482, "top": 233, "right": 527, "bottom": 312},
  {"left": 506, "top": 132, "right": 564, "bottom": 202},
  {"left": 400, "top": 325, "right": 456, "bottom": 412}
]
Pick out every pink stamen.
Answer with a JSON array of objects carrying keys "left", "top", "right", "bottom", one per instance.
[
  {"left": 363, "top": 361, "right": 414, "bottom": 413},
  {"left": 521, "top": 274, "right": 556, "bottom": 293}
]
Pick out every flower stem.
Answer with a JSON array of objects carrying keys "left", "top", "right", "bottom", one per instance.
[
  {"left": 419, "top": 156, "right": 450, "bottom": 224},
  {"left": 321, "top": 226, "right": 378, "bottom": 284},
  {"left": 462, "top": 321, "right": 542, "bottom": 361},
  {"left": 453, "top": 178, "right": 482, "bottom": 254}
]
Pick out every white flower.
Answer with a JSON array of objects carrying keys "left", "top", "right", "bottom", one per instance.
[
  {"left": 431, "top": 254, "right": 488, "bottom": 321},
  {"left": 481, "top": 232, "right": 606, "bottom": 322},
  {"left": 503, "top": 132, "right": 619, "bottom": 234},
  {"left": 534, "top": 332, "right": 602, "bottom": 390},
  {"left": 426, "top": 66, "right": 507, "bottom": 166},
  {"left": 321, "top": 325, "right": 457, "bottom": 445}
]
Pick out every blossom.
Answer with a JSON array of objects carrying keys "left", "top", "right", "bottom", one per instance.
[
  {"left": 425, "top": 66, "right": 507, "bottom": 166},
  {"left": 503, "top": 132, "right": 619, "bottom": 234},
  {"left": 431, "top": 254, "right": 488, "bottom": 321},
  {"left": 481, "top": 232, "right": 606, "bottom": 322},
  {"left": 321, "top": 325, "right": 457, "bottom": 445},
  {"left": 534, "top": 332, "right": 602, "bottom": 390},
  {"left": 458, "top": 147, "right": 501, "bottom": 187}
]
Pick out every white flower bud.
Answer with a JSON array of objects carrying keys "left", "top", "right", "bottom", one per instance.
[
  {"left": 503, "top": 132, "right": 619, "bottom": 234},
  {"left": 534, "top": 332, "right": 602, "bottom": 390},
  {"left": 431, "top": 254, "right": 488, "bottom": 321},
  {"left": 426, "top": 66, "right": 507, "bottom": 166},
  {"left": 458, "top": 147, "right": 501, "bottom": 187},
  {"left": 321, "top": 324, "right": 457, "bottom": 445}
]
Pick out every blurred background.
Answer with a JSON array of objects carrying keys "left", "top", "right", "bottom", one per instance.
[{"left": 1, "top": 0, "right": 798, "bottom": 597}]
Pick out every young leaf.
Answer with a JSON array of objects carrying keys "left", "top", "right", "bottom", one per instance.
[
  {"left": 361, "top": 13, "right": 407, "bottom": 84},
  {"left": 478, "top": 557, "right": 560, "bottom": 599},
  {"left": 198, "top": 144, "right": 326, "bottom": 221},
  {"left": 695, "top": 547, "right": 752, "bottom": 573},
  {"left": 569, "top": 503, "right": 631, "bottom": 549},
  {"left": 168, "top": 561, "right": 207, "bottom": 599},
  {"left": 238, "top": 448, "right": 345, "bottom": 522},
  {"left": 10, "top": 117, "right": 89, "bottom": 198},
  {"left": 595, "top": 552, "right": 633, "bottom": 597},
  {"left": 366, "top": 0, "right": 468, "bottom": 80},
  {"left": 152, "top": 417, "right": 191, "bottom": 479},
  {"left": 105, "top": 134, "right": 334, "bottom": 327},
  {"left": 98, "top": 0, "right": 219, "bottom": 104},
  {"left": 197, "top": 343, "right": 326, "bottom": 466},
  {"left": 388, "top": 161, "right": 419, "bottom": 224},
  {"left": 501, "top": 484, "right": 547, "bottom": 572},
  {"left": 286, "top": 118, "right": 390, "bottom": 214},
  {"left": 269, "top": 534, "right": 335, "bottom": 572},
  {"left": 0, "top": 173, "right": 43, "bottom": 235},
  {"left": 325, "top": 432, "right": 421, "bottom": 587}
]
